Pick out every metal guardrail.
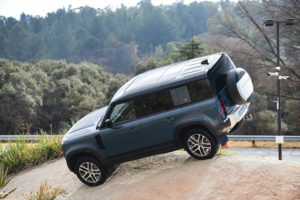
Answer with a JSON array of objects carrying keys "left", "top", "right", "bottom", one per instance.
[
  {"left": 228, "top": 135, "right": 300, "bottom": 142},
  {"left": 0, "top": 134, "right": 300, "bottom": 142},
  {"left": 0, "top": 135, "right": 62, "bottom": 141}
]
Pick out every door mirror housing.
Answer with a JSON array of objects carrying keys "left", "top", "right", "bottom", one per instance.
[{"left": 104, "top": 119, "right": 112, "bottom": 128}]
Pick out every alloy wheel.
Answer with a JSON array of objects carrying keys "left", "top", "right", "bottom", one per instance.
[
  {"left": 78, "top": 162, "right": 102, "bottom": 184},
  {"left": 187, "top": 133, "right": 212, "bottom": 157}
]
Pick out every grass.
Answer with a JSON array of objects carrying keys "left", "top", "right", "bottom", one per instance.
[
  {"left": 0, "top": 163, "right": 10, "bottom": 189},
  {"left": 217, "top": 147, "right": 236, "bottom": 156},
  {"left": 27, "top": 181, "right": 66, "bottom": 200},
  {"left": 0, "top": 131, "right": 63, "bottom": 175}
]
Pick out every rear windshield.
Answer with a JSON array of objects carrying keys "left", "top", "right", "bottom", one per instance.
[{"left": 207, "top": 53, "right": 235, "bottom": 94}]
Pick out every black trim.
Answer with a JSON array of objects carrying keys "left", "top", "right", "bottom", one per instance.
[
  {"left": 95, "top": 134, "right": 105, "bottom": 149},
  {"left": 215, "top": 134, "right": 228, "bottom": 146},
  {"left": 65, "top": 147, "right": 111, "bottom": 172},
  {"left": 107, "top": 142, "right": 177, "bottom": 164},
  {"left": 174, "top": 120, "right": 228, "bottom": 146}
]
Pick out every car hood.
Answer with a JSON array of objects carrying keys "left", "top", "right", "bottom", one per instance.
[{"left": 66, "top": 106, "right": 108, "bottom": 137}]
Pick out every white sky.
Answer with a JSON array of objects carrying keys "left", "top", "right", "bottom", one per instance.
[{"left": 0, "top": 0, "right": 224, "bottom": 19}]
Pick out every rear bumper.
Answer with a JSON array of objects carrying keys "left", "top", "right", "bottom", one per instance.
[
  {"left": 227, "top": 103, "right": 250, "bottom": 130},
  {"left": 219, "top": 103, "right": 250, "bottom": 133}
]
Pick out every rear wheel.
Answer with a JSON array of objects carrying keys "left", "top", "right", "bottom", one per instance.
[
  {"left": 74, "top": 157, "right": 107, "bottom": 186},
  {"left": 183, "top": 129, "right": 218, "bottom": 160}
]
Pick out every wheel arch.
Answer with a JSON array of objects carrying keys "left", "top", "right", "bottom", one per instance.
[
  {"left": 66, "top": 148, "right": 110, "bottom": 172},
  {"left": 174, "top": 121, "right": 218, "bottom": 146}
]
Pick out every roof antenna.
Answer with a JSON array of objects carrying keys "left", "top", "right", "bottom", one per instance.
[{"left": 201, "top": 59, "right": 209, "bottom": 65}]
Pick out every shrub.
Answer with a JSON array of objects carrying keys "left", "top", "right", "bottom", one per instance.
[
  {"left": 27, "top": 181, "right": 66, "bottom": 200},
  {"left": 0, "top": 133, "right": 63, "bottom": 175}
]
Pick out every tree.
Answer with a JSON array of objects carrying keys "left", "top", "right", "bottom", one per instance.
[
  {"left": 170, "top": 37, "right": 205, "bottom": 62},
  {"left": 0, "top": 59, "right": 128, "bottom": 134},
  {"left": 215, "top": 0, "right": 300, "bottom": 79},
  {"left": 206, "top": 0, "right": 300, "bottom": 134},
  {"left": 135, "top": 57, "right": 173, "bottom": 75}
]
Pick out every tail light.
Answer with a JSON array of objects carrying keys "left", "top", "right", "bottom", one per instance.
[{"left": 218, "top": 96, "right": 227, "bottom": 116}]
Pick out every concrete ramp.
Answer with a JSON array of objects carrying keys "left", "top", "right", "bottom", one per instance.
[{"left": 2, "top": 151, "right": 300, "bottom": 200}]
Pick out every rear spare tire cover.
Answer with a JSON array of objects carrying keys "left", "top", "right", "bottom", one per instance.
[{"left": 226, "top": 68, "right": 253, "bottom": 104}]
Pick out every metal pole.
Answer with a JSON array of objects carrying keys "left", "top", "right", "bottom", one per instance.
[{"left": 276, "top": 22, "right": 282, "bottom": 160}]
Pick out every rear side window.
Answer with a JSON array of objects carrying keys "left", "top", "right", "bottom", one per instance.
[
  {"left": 134, "top": 89, "right": 174, "bottom": 117},
  {"left": 171, "top": 78, "right": 214, "bottom": 106},
  {"left": 129, "top": 78, "right": 214, "bottom": 119},
  {"left": 187, "top": 79, "right": 214, "bottom": 103},
  {"left": 170, "top": 86, "right": 191, "bottom": 106}
]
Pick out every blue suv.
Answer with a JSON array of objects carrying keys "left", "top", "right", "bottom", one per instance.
[{"left": 62, "top": 52, "right": 253, "bottom": 186}]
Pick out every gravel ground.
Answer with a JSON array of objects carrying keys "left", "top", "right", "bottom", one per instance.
[
  {"left": 2, "top": 151, "right": 300, "bottom": 200},
  {"left": 231, "top": 147, "right": 300, "bottom": 162}
]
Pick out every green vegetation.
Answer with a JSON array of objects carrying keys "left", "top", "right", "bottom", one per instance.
[
  {"left": 0, "top": 0, "right": 299, "bottom": 136},
  {"left": 0, "top": 134, "right": 63, "bottom": 174},
  {"left": 0, "top": 0, "right": 218, "bottom": 74},
  {"left": 169, "top": 37, "right": 205, "bottom": 62},
  {"left": 0, "top": 163, "right": 10, "bottom": 189},
  {"left": 27, "top": 181, "right": 66, "bottom": 200},
  {"left": 205, "top": 0, "right": 299, "bottom": 135},
  {"left": 217, "top": 148, "right": 236, "bottom": 156},
  {"left": 0, "top": 59, "right": 128, "bottom": 134},
  {"left": 135, "top": 37, "right": 206, "bottom": 75}
]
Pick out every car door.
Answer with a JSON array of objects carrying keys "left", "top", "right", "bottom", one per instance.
[
  {"left": 133, "top": 88, "right": 181, "bottom": 148},
  {"left": 136, "top": 109, "right": 181, "bottom": 148},
  {"left": 100, "top": 100, "right": 141, "bottom": 157}
]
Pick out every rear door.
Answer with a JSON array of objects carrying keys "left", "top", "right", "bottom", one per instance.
[
  {"left": 207, "top": 53, "right": 236, "bottom": 117},
  {"left": 133, "top": 89, "right": 181, "bottom": 147}
]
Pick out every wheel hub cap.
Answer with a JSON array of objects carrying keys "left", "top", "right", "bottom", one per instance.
[
  {"left": 79, "top": 162, "right": 101, "bottom": 184},
  {"left": 188, "top": 134, "right": 212, "bottom": 157}
]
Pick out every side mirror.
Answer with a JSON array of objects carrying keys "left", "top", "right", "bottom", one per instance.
[{"left": 104, "top": 119, "right": 112, "bottom": 128}]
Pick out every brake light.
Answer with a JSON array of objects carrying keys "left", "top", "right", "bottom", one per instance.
[{"left": 218, "top": 97, "right": 227, "bottom": 115}]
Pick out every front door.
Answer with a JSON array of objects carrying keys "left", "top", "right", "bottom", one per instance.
[{"left": 100, "top": 100, "right": 141, "bottom": 157}]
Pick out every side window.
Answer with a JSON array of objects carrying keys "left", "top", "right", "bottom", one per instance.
[
  {"left": 170, "top": 86, "right": 191, "bottom": 106},
  {"left": 170, "top": 78, "right": 214, "bottom": 107},
  {"left": 109, "top": 101, "right": 136, "bottom": 125},
  {"left": 187, "top": 79, "right": 214, "bottom": 102},
  {"left": 134, "top": 90, "right": 174, "bottom": 117}
]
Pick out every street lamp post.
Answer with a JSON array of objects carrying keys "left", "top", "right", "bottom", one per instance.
[{"left": 264, "top": 18, "right": 295, "bottom": 160}]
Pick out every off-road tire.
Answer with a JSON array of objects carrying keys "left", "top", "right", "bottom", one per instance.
[
  {"left": 183, "top": 129, "right": 218, "bottom": 160},
  {"left": 74, "top": 157, "right": 107, "bottom": 186}
]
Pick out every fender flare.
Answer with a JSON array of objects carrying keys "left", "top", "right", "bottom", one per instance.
[
  {"left": 174, "top": 120, "right": 217, "bottom": 146},
  {"left": 65, "top": 145, "right": 110, "bottom": 172}
]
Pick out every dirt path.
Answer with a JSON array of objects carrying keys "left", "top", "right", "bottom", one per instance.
[{"left": 2, "top": 151, "right": 300, "bottom": 200}]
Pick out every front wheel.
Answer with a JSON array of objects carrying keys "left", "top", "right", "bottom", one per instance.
[
  {"left": 183, "top": 129, "right": 218, "bottom": 160},
  {"left": 74, "top": 157, "right": 107, "bottom": 186}
]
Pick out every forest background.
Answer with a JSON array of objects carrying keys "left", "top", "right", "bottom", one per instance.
[{"left": 0, "top": 0, "right": 299, "bottom": 135}]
